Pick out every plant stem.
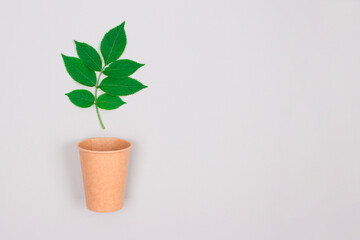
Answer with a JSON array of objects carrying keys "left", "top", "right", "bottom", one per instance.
[
  {"left": 95, "top": 67, "right": 106, "bottom": 129},
  {"left": 96, "top": 105, "right": 105, "bottom": 129}
]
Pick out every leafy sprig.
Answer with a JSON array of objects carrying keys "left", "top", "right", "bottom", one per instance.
[{"left": 62, "top": 22, "right": 147, "bottom": 129}]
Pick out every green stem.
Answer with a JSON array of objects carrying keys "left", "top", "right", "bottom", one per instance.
[{"left": 95, "top": 67, "right": 106, "bottom": 129}]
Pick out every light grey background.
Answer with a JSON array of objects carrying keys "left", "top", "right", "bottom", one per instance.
[{"left": 0, "top": 0, "right": 359, "bottom": 239}]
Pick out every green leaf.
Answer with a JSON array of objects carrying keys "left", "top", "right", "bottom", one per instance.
[
  {"left": 103, "top": 60, "right": 145, "bottom": 78},
  {"left": 61, "top": 54, "right": 96, "bottom": 87},
  {"left": 99, "top": 77, "right": 147, "bottom": 96},
  {"left": 65, "top": 89, "right": 95, "bottom": 108},
  {"left": 100, "top": 22, "right": 127, "bottom": 65},
  {"left": 75, "top": 41, "right": 102, "bottom": 71},
  {"left": 96, "top": 93, "right": 126, "bottom": 110}
]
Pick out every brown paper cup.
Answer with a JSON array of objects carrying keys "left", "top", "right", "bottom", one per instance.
[{"left": 77, "top": 137, "right": 132, "bottom": 213}]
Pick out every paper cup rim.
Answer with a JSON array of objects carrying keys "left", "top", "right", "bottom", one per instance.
[{"left": 77, "top": 137, "right": 132, "bottom": 153}]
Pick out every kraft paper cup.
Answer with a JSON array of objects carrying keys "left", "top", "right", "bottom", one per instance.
[{"left": 77, "top": 137, "right": 132, "bottom": 213}]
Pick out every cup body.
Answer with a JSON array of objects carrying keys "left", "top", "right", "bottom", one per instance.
[{"left": 77, "top": 137, "right": 132, "bottom": 213}]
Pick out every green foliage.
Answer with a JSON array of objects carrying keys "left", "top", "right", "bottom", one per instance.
[
  {"left": 100, "top": 77, "right": 147, "bottom": 96},
  {"left": 61, "top": 21, "right": 147, "bottom": 129},
  {"left": 103, "top": 60, "right": 145, "bottom": 78},
  {"left": 65, "top": 89, "right": 95, "bottom": 108},
  {"left": 100, "top": 22, "right": 127, "bottom": 65},
  {"left": 75, "top": 41, "right": 102, "bottom": 71},
  {"left": 97, "top": 93, "right": 126, "bottom": 110},
  {"left": 61, "top": 54, "right": 96, "bottom": 87}
]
